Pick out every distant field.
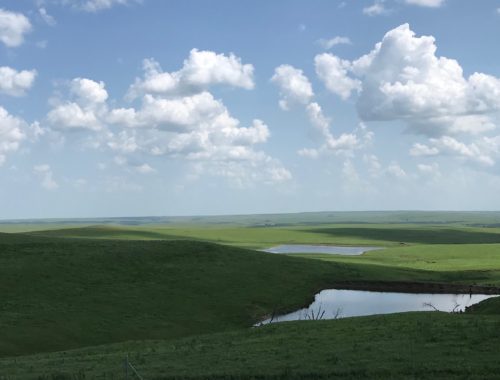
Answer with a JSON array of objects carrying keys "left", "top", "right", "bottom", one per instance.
[
  {"left": 18, "top": 223, "right": 500, "bottom": 250},
  {"left": 3, "top": 210, "right": 500, "bottom": 229}
]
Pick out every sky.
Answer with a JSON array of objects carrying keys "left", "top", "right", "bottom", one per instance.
[{"left": 1, "top": 0, "right": 500, "bottom": 219}]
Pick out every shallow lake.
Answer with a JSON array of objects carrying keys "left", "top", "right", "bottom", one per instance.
[
  {"left": 259, "top": 289, "right": 497, "bottom": 324},
  {"left": 262, "top": 245, "right": 381, "bottom": 255}
]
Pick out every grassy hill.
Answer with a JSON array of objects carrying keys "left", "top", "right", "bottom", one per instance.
[
  {"left": 3, "top": 223, "right": 500, "bottom": 379},
  {"left": 3, "top": 312, "right": 500, "bottom": 379},
  {"left": 0, "top": 232, "right": 441, "bottom": 357}
]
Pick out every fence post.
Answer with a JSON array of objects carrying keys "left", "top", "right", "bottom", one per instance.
[{"left": 124, "top": 354, "right": 129, "bottom": 380}]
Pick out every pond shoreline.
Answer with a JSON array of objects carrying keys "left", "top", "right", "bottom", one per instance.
[
  {"left": 256, "top": 281, "right": 500, "bottom": 325},
  {"left": 329, "top": 281, "right": 500, "bottom": 295}
]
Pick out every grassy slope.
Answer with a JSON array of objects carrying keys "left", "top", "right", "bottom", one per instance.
[
  {"left": 298, "top": 244, "right": 500, "bottom": 284},
  {"left": 0, "top": 232, "right": 440, "bottom": 357},
  {"left": 3, "top": 312, "right": 500, "bottom": 379},
  {"left": 4, "top": 223, "right": 500, "bottom": 378}
]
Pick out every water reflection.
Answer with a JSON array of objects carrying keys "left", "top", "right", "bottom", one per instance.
[
  {"left": 260, "top": 289, "right": 497, "bottom": 324},
  {"left": 262, "top": 245, "right": 382, "bottom": 255}
]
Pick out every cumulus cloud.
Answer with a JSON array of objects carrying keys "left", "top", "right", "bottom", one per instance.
[
  {"left": 0, "top": 107, "right": 26, "bottom": 166},
  {"left": 0, "top": 66, "right": 37, "bottom": 96},
  {"left": 46, "top": 51, "right": 290, "bottom": 185},
  {"left": 271, "top": 63, "right": 371, "bottom": 158},
  {"left": 271, "top": 65, "right": 314, "bottom": 110},
  {"left": 0, "top": 9, "right": 32, "bottom": 47},
  {"left": 315, "top": 23, "right": 500, "bottom": 150},
  {"left": 48, "top": 102, "right": 103, "bottom": 131},
  {"left": 410, "top": 136, "right": 500, "bottom": 166},
  {"left": 315, "top": 53, "right": 361, "bottom": 100},
  {"left": 405, "top": 0, "right": 445, "bottom": 7},
  {"left": 34, "top": 164, "right": 59, "bottom": 190},
  {"left": 299, "top": 103, "right": 373, "bottom": 158},
  {"left": 71, "top": 77, "right": 108, "bottom": 105},
  {"left": 47, "top": 78, "right": 109, "bottom": 131},
  {"left": 317, "top": 36, "right": 351, "bottom": 50},
  {"left": 385, "top": 162, "right": 407, "bottom": 179},
  {"left": 127, "top": 49, "right": 254, "bottom": 99}
]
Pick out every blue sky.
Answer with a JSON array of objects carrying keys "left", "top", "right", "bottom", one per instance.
[{"left": 1, "top": 0, "right": 500, "bottom": 219}]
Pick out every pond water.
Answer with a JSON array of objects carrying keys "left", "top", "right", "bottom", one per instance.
[
  {"left": 259, "top": 289, "right": 497, "bottom": 324},
  {"left": 262, "top": 245, "right": 381, "bottom": 255}
]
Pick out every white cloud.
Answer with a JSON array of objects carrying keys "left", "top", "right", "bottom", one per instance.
[
  {"left": 0, "top": 9, "right": 32, "bottom": 47},
  {"left": 355, "top": 24, "right": 500, "bottom": 128},
  {"left": 0, "top": 66, "right": 37, "bottom": 96},
  {"left": 47, "top": 78, "right": 108, "bottom": 131},
  {"left": 316, "top": 24, "right": 500, "bottom": 139},
  {"left": 410, "top": 136, "right": 498, "bottom": 166},
  {"left": 385, "top": 162, "right": 407, "bottom": 179},
  {"left": 270, "top": 62, "right": 370, "bottom": 158},
  {"left": 0, "top": 107, "right": 26, "bottom": 166},
  {"left": 315, "top": 53, "right": 361, "bottom": 100},
  {"left": 39, "top": 7, "right": 56, "bottom": 26},
  {"left": 301, "top": 102, "right": 372, "bottom": 157},
  {"left": 363, "top": 1, "right": 388, "bottom": 16},
  {"left": 107, "top": 131, "right": 139, "bottom": 153},
  {"left": 135, "top": 163, "right": 155, "bottom": 174},
  {"left": 410, "top": 143, "right": 439, "bottom": 156},
  {"left": 405, "top": 0, "right": 445, "bottom": 7},
  {"left": 33, "top": 164, "right": 59, "bottom": 190},
  {"left": 47, "top": 51, "right": 290, "bottom": 186},
  {"left": 60, "top": 0, "right": 139, "bottom": 12},
  {"left": 181, "top": 49, "right": 254, "bottom": 90},
  {"left": 128, "top": 50, "right": 254, "bottom": 99},
  {"left": 271, "top": 65, "right": 314, "bottom": 110},
  {"left": 48, "top": 102, "right": 103, "bottom": 131},
  {"left": 317, "top": 36, "right": 351, "bottom": 50},
  {"left": 71, "top": 77, "right": 108, "bottom": 105},
  {"left": 363, "top": 154, "right": 382, "bottom": 177}
]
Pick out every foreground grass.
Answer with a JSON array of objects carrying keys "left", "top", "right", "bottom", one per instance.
[{"left": 2, "top": 312, "right": 500, "bottom": 379}]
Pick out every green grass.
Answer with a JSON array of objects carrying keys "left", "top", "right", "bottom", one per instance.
[
  {"left": 304, "top": 226, "right": 500, "bottom": 244},
  {"left": 27, "top": 223, "right": 500, "bottom": 249},
  {"left": 297, "top": 244, "right": 500, "bottom": 283},
  {"left": 0, "top": 232, "right": 445, "bottom": 358},
  {"left": 3, "top": 312, "right": 500, "bottom": 379},
  {"left": 4, "top": 220, "right": 500, "bottom": 379}
]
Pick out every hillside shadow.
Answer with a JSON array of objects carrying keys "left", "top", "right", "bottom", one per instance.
[{"left": 305, "top": 227, "right": 500, "bottom": 244}]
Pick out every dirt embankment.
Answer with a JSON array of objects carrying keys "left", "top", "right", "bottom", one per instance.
[{"left": 331, "top": 281, "right": 500, "bottom": 295}]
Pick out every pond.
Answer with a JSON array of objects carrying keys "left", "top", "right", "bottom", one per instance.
[
  {"left": 262, "top": 245, "right": 382, "bottom": 255},
  {"left": 259, "top": 289, "right": 497, "bottom": 324}
]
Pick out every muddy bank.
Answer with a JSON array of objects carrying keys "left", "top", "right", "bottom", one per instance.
[{"left": 330, "top": 281, "right": 500, "bottom": 295}]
